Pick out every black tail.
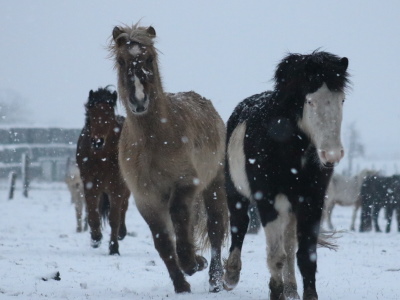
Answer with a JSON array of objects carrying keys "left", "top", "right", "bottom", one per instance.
[{"left": 99, "top": 193, "right": 110, "bottom": 227}]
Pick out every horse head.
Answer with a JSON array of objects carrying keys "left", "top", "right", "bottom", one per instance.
[
  {"left": 85, "top": 87, "right": 118, "bottom": 150},
  {"left": 111, "top": 25, "right": 158, "bottom": 115},
  {"left": 276, "top": 51, "right": 350, "bottom": 167}
]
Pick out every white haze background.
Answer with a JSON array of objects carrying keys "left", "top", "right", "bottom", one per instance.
[
  {"left": 1, "top": 1, "right": 400, "bottom": 300},
  {"left": 1, "top": 1, "right": 400, "bottom": 164}
]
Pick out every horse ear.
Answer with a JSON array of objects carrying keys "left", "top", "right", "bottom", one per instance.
[
  {"left": 112, "top": 26, "right": 127, "bottom": 46},
  {"left": 340, "top": 57, "right": 349, "bottom": 71},
  {"left": 112, "top": 26, "right": 124, "bottom": 40},
  {"left": 112, "top": 91, "right": 118, "bottom": 102},
  {"left": 89, "top": 90, "right": 93, "bottom": 99},
  {"left": 147, "top": 26, "right": 156, "bottom": 38}
]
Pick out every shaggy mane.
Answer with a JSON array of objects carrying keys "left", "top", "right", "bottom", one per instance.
[
  {"left": 274, "top": 50, "right": 351, "bottom": 93},
  {"left": 84, "top": 86, "right": 117, "bottom": 125}
]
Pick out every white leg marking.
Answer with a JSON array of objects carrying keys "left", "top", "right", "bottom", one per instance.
[
  {"left": 264, "top": 194, "right": 292, "bottom": 287},
  {"left": 227, "top": 122, "right": 251, "bottom": 199},
  {"left": 283, "top": 213, "right": 298, "bottom": 297}
]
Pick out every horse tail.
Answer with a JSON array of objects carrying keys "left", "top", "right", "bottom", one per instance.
[
  {"left": 99, "top": 193, "right": 110, "bottom": 227},
  {"left": 193, "top": 195, "right": 209, "bottom": 251},
  {"left": 194, "top": 194, "right": 229, "bottom": 253},
  {"left": 317, "top": 229, "right": 341, "bottom": 251}
]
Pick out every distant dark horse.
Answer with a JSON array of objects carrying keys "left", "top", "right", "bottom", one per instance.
[
  {"left": 223, "top": 51, "right": 349, "bottom": 300},
  {"left": 76, "top": 87, "right": 130, "bottom": 255},
  {"left": 359, "top": 174, "right": 400, "bottom": 233}
]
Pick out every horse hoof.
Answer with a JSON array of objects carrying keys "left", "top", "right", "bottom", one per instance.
[
  {"left": 195, "top": 255, "right": 208, "bottom": 271},
  {"left": 109, "top": 241, "right": 120, "bottom": 255},
  {"left": 284, "top": 284, "right": 300, "bottom": 300},
  {"left": 181, "top": 255, "right": 208, "bottom": 276},
  {"left": 223, "top": 248, "right": 242, "bottom": 290},
  {"left": 118, "top": 224, "right": 127, "bottom": 240},
  {"left": 303, "top": 287, "right": 318, "bottom": 300},
  {"left": 174, "top": 281, "right": 191, "bottom": 293},
  {"left": 91, "top": 239, "right": 101, "bottom": 248},
  {"left": 209, "top": 281, "right": 223, "bottom": 293}
]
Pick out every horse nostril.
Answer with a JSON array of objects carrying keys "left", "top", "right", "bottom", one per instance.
[
  {"left": 340, "top": 149, "right": 345, "bottom": 159},
  {"left": 135, "top": 105, "right": 146, "bottom": 113},
  {"left": 91, "top": 138, "right": 105, "bottom": 149}
]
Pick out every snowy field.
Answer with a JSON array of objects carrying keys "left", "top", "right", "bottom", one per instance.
[{"left": 0, "top": 181, "right": 399, "bottom": 300}]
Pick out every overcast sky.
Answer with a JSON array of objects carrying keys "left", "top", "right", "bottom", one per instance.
[{"left": 1, "top": 1, "right": 399, "bottom": 159}]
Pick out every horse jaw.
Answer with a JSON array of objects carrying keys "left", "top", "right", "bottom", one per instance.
[{"left": 298, "top": 83, "right": 345, "bottom": 166}]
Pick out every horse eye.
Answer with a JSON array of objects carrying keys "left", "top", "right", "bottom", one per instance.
[
  {"left": 146, "top": 57, "right": 153, "bottom": 64},
  {"left": 342, "top": 99, "right": 345, "bottom": 104}
]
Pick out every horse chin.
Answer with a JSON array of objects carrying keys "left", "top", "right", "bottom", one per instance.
[
  {"left": 321, "top": 161, "right": 336, "bottom": 169},
  {"left": 131, "top": 108, "right": 148, "bottom": 115}
]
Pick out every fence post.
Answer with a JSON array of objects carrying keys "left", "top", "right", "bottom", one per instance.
[
  {"left": 22, "top": 153, "right": 30, "bottom": 198},
  {"left": 8, "top": 172, "right": 17, "bottom": 200}
]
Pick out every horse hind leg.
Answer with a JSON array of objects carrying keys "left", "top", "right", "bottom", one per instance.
[
  {"left": 202, "top": 171, "right": 229, "bottom": 292},
  {"left": 169, "top": 184, "right": 208, "bottom": 276},
  {"left": 223, "top": 177, "right": 250, "bottom": 291}
]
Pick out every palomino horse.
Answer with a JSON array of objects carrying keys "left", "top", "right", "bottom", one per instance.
[
  {"left": 109, "top": 24, "right": 228, "bottom": 293},
  {"left": 76, "top": 86, "right": 130, "bottom": 255},
  {"left": 323, "top": 169, "right": 377, "bottom": 231},
  {"left": 65, "top": 157, "right": 87, "bottom": 232},
  {"left": 224, "top": 51, "right": 350, "bottom": 300}
]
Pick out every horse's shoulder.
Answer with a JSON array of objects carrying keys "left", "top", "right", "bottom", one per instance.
[{"left": 228, "top": 91, "right": 273, "bottom": 132}]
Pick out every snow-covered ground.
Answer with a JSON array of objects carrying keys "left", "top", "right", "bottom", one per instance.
[{"left": 0, "top": 181, "right": 399, "bottom": 300}]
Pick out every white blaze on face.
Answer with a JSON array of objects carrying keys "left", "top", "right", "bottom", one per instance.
[
  {"left": 133, "top": 75, "right": 145, "bottom": 101},
  {"left": 298, "top": 83, "right": 345, "bottom": 165}
]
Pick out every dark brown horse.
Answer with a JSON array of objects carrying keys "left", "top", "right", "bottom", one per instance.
[
  {"left": 109, "top": 24, "right": 228, "bottom": 293},
  {"left": 76, "top": 86, "right": 130, "bottom": 255}
]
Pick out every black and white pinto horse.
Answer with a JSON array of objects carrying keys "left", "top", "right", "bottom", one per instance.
[{"left": 223, "top": 51, "right": 349, "bottom": 300}]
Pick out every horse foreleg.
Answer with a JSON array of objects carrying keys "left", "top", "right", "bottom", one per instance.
[
  {"left": 262, "top": 194, "right": 291, "bottom": 300},
  {"left": 203, "top": 172, "right": 228, "bottom": 292},
  {"left": 350, "top": 197, "right": 361, "bottom": 231},
  {"left": 385, "top": 205, "right": 393, "bottom": 233},
  {"left": 170, "top": 184, "right": 206, "bottom": 276},
  {"left": 372, "top": 205, "right": 381, "bottom": 232},
  {"left": 283, "top": 213, "right": 300, "bottom": 300},
  {"left": 325, "top": 199, "right": 335, "bottom": 230},
  {"left": 296, "top": 198, "right": 323, "bottom": 300},
  {"left": 85, "top": 191, "right": 102, "bottom": 248},
  {"left": 74, "top": 194, "right": 83, "bottom": 233},
  {"left": 140, "top": 206, "right": 191, "bottom": 293},
  {"left": 117, "top": 191, "right": 130, "bottom": 240},
  {"left": 223, "top": 180, "right": 250, "bottom": 291},
  {"left": 108, "top": 194, "right": 122, "bottom": 255}
]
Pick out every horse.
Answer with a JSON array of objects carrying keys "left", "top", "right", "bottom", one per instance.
[
  {"left": 223, "top": 51, "right": 349, "bottom": 300},
  {"left": 65, "top": 157, "right": 87, "bottom": 232},
  {"left": 109, "top": 24, "right": 228, "bottom": 293},
  {"left": 76, "top": 86, "right": 130, "bottom": 255},
  {"left": 323, "top": 169, "right": 376, "bottom": 231},
  {"left": 359, "top": 174, "right": 400, "bottom": 232}
]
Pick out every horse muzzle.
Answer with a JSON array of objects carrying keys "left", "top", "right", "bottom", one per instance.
[{"left": 128, "top": 95, "right": 149, "bottom": 115}]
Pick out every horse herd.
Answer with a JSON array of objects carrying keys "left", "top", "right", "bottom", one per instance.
[{"left": 63, "top": 23, "right": 353, "bottom": 300}]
